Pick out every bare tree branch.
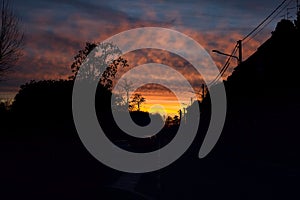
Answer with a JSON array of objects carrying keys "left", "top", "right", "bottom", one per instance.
[{"left": 0, "top": 0, "right": 24, "bottom": 80}]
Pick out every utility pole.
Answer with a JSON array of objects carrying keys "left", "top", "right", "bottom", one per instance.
[
  {"left": 181, "top": 103, "right": 187, "bottom": 124},
  {"left": 212, "top": 40, "right": 242, "bottom": 65},
  {"left": 179, "top": 109, "right": 182, "bottom": 122},
  {"left": 237, "top": 40, "right": 243, "bottom": 64}
]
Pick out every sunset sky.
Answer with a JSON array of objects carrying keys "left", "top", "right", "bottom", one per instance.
[{"left": 1, "top": 0, "right": 298, "bottom": 115}]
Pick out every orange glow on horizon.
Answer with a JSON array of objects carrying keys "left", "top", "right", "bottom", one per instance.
[
  {"left": 130, "top": 85, "right": 191, "bottom": 117},
  {"left": 140, "top": 97, "right": 182, "bottom": 117}
]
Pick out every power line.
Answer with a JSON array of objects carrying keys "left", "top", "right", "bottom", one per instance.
[
  {"left": 208, "top": 43, "right": 238, "bottom": 86},
  {"left": 218, "top": 45, "right": 238, "bottom": 77},
  {"left": 209, "top": 0, "right": 294, "bottom": 87},
  {"left": 242, "top": 0, "right": 288, "bottom": 41},
  {"left": 244, "top": 0, "right": 294, "bottom": 45}
]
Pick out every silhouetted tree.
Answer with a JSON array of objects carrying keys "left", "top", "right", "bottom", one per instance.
[
  {"left": 0, "top": 100, "right": 6, "bottom": 113},
  {"left": 0, "top": 0, "right": 24, "bottom": 80},
  {"left": 11, "top": 80, "right": 74, "bottom": 121},
  {"left": 69, "top": 42, "right": 97, "bottom": 80},
  {"left": 173, "top": 115, "right": 180, "bottom": 126},
  {"left": 110, "top": 92, "right": 127, "bottom": 112},
  {"left": 118, "top": 78, "right": 134, "bottom": 109},
  {"left": 165, "top": 116, "right": 173, "bottom": 126},
  {"left": 101, "top": 56, "right": 129, "bottom": 89},
  {"left": 69, "top": 42, "right": 129, "bottom": 89},
  {"left": 273, "top": 19, "right": 296, "bottom": 36},
  {"left": 129, "top": 93, "right": 145, "bottom": 111},
  {"left": 0, "top": 97, "right": 12, "bottom": 110}
]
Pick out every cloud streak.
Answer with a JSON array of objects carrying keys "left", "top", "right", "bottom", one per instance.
[{"left": 0, "top": 0, "right": 287, "bottom": 101}]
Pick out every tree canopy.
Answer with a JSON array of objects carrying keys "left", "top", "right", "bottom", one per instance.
[{"left": 69, "top": 42, "right": 129, "bottom": 89}]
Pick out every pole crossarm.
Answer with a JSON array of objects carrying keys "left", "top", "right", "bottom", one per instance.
[{"left": 212, "top": 50, "right": 239, "bottom": 61}]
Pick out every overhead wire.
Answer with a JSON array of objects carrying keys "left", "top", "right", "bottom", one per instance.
[
  {"left": 244, "top": 0, "right": 295, "bottom": 45},
  {"left": 209, "top": 0, "right": 293, "bottom": 87},
  {"left": 208, "top": 43, "right": 238, "bottom": 86},
  {"left": 242, "top": 0, "right": 288, "bottom": 41}
]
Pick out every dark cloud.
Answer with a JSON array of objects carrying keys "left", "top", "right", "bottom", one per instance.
[{"left": 1, "top": 0, "right": 289, "bottom": 97}]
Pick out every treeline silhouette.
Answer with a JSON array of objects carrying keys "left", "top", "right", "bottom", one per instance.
[{"left": 0, "top": 77, "right": 181, "bottom": 199}]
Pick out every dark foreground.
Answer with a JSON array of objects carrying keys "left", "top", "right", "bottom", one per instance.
[{"left": 1, "top": 121, "right": 299, "bottom": 200}]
